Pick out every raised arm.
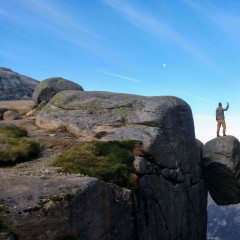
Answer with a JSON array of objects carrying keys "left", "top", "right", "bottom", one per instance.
[{"left": 223, "top": 102, "right": 229, "bottom": 111}]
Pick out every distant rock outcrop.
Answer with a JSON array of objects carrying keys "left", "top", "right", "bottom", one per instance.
[
  {"left": 36, "top": 91, "right": 207, "bottom": 240},
  {"left": 203, "top": 136, "right": 240, "bottom": 205},
  {"left": 0, "top": 67, "right": 39, "bottom": 100},
  {"left": 32, "top": 77, "right": 84, "bottom": 105}
]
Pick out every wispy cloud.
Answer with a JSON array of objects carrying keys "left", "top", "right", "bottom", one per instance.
[
  {"left": 98, "top": 70, "right": 215, "bottom": 103},
  {"left": 0, "top": 0, "right": 119, "bottom": 61},
  {"left": 183, "top": 0, "right": 240, "bottom": 43},
  {"left": 148, "top": 83, "right": 215, "bottom": 103},
  {"left": 103, "top": 0, "right": 213, "bottom": 65},
  {"left": 98, "top": 70, "right": 142, "bottom": 83}
]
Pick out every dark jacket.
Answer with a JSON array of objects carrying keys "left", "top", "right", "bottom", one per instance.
[{"left": 216, "top": 103, "right": 229, "bottom": 120}]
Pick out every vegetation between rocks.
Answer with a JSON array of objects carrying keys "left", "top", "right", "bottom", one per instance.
[
  {"left": 0, "top": 205, "right": 9, "bottom": 213},
  {"left": 53, "top": 141, "right": 139, "bottom": 189},
  {"left": 0, "top": 125, "right": 40, "bottom": 166},
  {"left": 0, "top": 219, "right": 15, "bottom": 239}
]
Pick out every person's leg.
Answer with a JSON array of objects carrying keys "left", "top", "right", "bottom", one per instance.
[
  {"left": 217, "top": 120, "right": 221, "bottom": 137},
  {"left": 222, "top": 119, "right": 226, "bottom": 136}
]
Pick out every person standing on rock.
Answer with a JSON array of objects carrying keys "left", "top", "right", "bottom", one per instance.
[{"left": 216, "top": 102, "right": 229, "bottom": 137}]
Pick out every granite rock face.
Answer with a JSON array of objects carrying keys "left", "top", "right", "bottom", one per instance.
[
  {"left": 0, "top": 175, "right": 134, "bottom": 240},
  {"left": 0, "top": 67, "right": 38, "bottom": 100},
  {"left": 203, "top": 136, "right": 240, "bottom": 205},
  {"left": 36, "top": 91, "right": 208, "bottom": 240},
  {"left": 32, "top": 77, "right": 84, "bottom": 105}
]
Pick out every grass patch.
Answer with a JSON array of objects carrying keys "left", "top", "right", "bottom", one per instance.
[
  {"left": 0, "top": 125, "right": 40, "bottom": 166},
  {"left": 0, "top": 205, "right": 9, "bottom": 213},
  {"left": 0, "top": 219, "right": 15, "bottom": 238},
  {"left": 53, "top": 141, "right": 140, "bottom": 189}
]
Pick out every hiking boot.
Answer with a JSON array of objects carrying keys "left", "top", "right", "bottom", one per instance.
[
  {"left": 217, "top": 134, "right": 220, "bottom": 137},
  {"left": 223, "top": 134, "right": 227, "bottom": 136}
]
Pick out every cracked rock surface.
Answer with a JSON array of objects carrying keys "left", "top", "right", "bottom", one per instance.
[
  {"left": 203, "top": 136, "right": 240, "bottom": 205},
  {"left": 36, "top": 91, "right": 208, "bottom": 240},
  {"left": 0, "top": 175, "right": 134, "bottom": 240}
]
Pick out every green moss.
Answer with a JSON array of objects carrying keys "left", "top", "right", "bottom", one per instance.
[
  {"left": 0, "top": 219, "right": 14, "bottom": 237},
  {"left": 38, "top": 193, "right": 74, "bottom": 208},
  {"left": 0, "top": 125, "right": 27, "bottom": 138},
  {"left": 38, "top": 77, "right": 68, "bottom": 90},
  {"left": 0, "top": 205, "right": 8, "bottom": 213},
  {"left": 53, "top": 141, "right": 139, "bottom": 189},
  {"left": 0, "top": 126, "right": 40, "bottom": 166},
  {"left": 38, "top": 199, "right": 49, "bottom": 207},
  {"left": 50, "top": 195, "right": 63, "bottom": 202}
]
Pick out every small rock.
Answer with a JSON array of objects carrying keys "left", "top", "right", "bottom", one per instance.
[
  {"left": 3, "top": 110, "right": 21, "bottom": 120},
  {"left": 170, "top": 169, "right": 177, "bottom": 179},
  {"left": 133, "top": 157, "right": 147, "bottom": 174},
  {"left": 44, "top": 167, "right": 62, "bottom": 174},
  {"left": 161, "top": 168, "right": 170, "bottom": 178}
]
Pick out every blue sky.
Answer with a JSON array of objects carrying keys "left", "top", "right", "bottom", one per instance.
[{"left": 1, "top": 0, "right": 240, "bottom": 142}]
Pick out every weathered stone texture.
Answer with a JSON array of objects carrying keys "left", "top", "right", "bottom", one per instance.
[
  {"left": 0, "top": 175, "right": 134, "bottom": 240},
  {"left": 32, "top": 77, "right": 84, "bottom": 105},
  {"left": 36, "top": 91, "right": 207, "bottom": 240},
  {"left": 203, "top": 136, "right": 240, "bottom": 205}
]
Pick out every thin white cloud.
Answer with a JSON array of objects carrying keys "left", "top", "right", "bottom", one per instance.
[
  {"left": 1, "top": 0, "right": 120, "bottom": 61},
  {"left": 183, "top": 0, "right": 240, "bottom": 43},
  {"left": 103, "top": 0, "right": 213, "bottom": 65},
  {"left": 98, "top": 70, "right": 215, "bottom": 103},
  {"left": 174, "top": 91, "right": 215, "bottom": 103},
  {"left": 98, "top": 70, "right": 142, "bottom": 83}
]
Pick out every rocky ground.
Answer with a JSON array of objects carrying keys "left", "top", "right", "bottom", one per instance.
[{"left": 0, "top": 101, "right": 82, "bottom": 178}]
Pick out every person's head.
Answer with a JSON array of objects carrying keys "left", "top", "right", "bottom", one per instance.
[{"left": 218, "top": 102, "right": 222, "bottom": 107}]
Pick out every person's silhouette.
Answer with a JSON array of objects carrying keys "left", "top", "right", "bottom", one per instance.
[{"left": 216, "top": 102, "right": 229, "bottom": 137}]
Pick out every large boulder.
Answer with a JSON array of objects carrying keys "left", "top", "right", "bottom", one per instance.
[
  {"left": 0, "top": 67, "right": 38, "bottom": 100},
  {"left": 0, "top": 175, "right": 134, "bottom": 240},
  {"left": 203, "top": 136, "right": 240, "bottom": 205},
  {"left": 36, "top": 91, "right": 207, "bottom": 240},
  {"left": 32, "top": 77, "right": 84, "bottom": 105}
]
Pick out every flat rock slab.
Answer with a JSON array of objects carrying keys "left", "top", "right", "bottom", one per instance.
[
  {"left": 0, "top": 175, "right": 133, "bottom": 240},
  {"left": 203, "top": 136, "right": 240, "bottom": 205}
]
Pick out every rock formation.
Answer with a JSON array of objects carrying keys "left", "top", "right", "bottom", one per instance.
[
  {"left": 32, "top": 77, "right": 84, "bottom": 105},
  {"left": 203, "top": 136, "right": 240, "bottom": 205},
  {"left": 35, "top": 91, "right": 207, "bottom": 240},
  {"left": 0, "top": 175, "right": 134, "bottom": 240},
  {"left": 0, "top": 67, "right": 39, "bottom": 100}
]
